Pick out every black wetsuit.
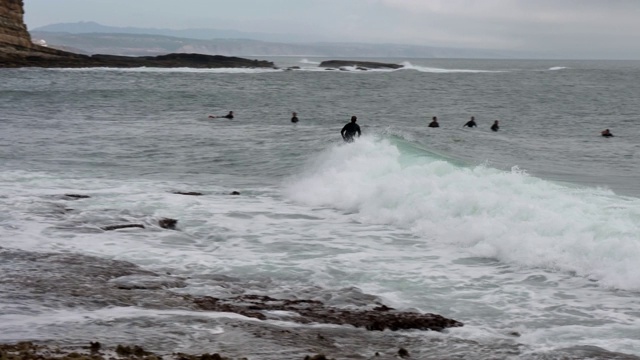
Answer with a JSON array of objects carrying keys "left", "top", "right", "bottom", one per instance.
[
  {"left": 291, "top": 116, "right": 299, "bottom": 123},
  {"left": 341, "top": 122, "right": 361, "bottom": 142},
  {"left": 222, "top": 114, "right": 234, "bottom": 119},
  {"left": 464, "top": 120, "right": 477, "bottom": 128},
  {"left": 491, "top": 123, "right": 499, "bottom": 132},
  {"left": 428, "top": 121, "right": 439, "bottom": 128}
]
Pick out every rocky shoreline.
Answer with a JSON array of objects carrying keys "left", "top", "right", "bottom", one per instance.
[
  {"left": 0, "top": 241, "right": 465, "bottom": 360},
  {"left": 0, "top": 1, "right": 274, "bottom": 69},
  {"left": 0, "top": 45, "right": 276, "bottom": 68},
  {"left": 0, "top": 341, "right": 418, "bottom": 360},
  {"left": 2, "top": 244, "right": 637, "bottom": 359}
]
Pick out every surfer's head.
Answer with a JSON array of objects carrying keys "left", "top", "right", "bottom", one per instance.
[{"left": 351, "top": 116, "right": 357, "bottom": 122}]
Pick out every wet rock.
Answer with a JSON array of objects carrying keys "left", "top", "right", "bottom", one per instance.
[
  {"left": 398, "top": 347, "right": 410, "bottom": 358},
  {"left": 101, "top": 224, "right": 145, "bottom": 231},
  {"left": 109, "top": 274, "right": 187, "bottom": 290},
  {"left": 0, "top": 249, "right": 192, "bottom": 310},
  {"left": 63, "top": 194, "right": 91, "bottom": 199},
  {"left": 174, "top": 352, "right": 228, "bottom": 360},
  {"left": 0, "top": 342, "right": 225, "bottom": 360},
  {"left": 116, "top": 344, "right": 152, "bottom": 357},
  {"left": 192, "top": 294, "right": 463, "bottom": 332},
  {"left": 159, "top": 217, "right": 178, "bottom": 229},
  {"left": 304, "top": 355, "right": 332, "bottom": 360},
  {"left": 172, "top": 191, "right": 203, "bottom": 196},
  {"left": 230, "top": 191, "right": 241, "bottom": 195}
]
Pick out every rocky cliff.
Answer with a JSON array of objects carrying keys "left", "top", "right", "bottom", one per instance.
[
  {"left": 0, "top": 0, "right": 31, "bottom": 48},
  {"left": 0, "top": 0, "right": 274, "bottom": 68}
]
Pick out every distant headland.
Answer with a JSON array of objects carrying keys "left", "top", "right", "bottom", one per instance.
[{"left": 0, "top": 0, "right": 274, "bottom": 68}]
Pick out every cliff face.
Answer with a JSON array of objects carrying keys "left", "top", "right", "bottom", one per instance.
[{"left": 0, "top": 0, "right": 32, "bottom": 48}]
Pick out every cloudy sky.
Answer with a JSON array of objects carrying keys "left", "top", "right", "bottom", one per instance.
[{"left": 23, "top": 0, "right": 640, "bottom": 59}]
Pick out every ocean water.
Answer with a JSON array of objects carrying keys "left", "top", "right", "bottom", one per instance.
[{"left": 1, "top": 58, "right": 640, "bottom": 359}]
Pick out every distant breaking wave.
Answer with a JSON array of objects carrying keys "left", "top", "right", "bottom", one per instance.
[
  {"left": 399, "top": 61, "right": 504, "bottom": 73},
  {"left": 299, "top": 58, "right": 321, "bottom": 65},
  {"left": 48, "top": 62, "right": 506, "bottom": 74},
  {"left": 548, "top": 66, "right": 567, "bottom": 71}
]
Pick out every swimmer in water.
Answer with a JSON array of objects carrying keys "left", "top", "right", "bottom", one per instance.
[
  {"left": 463, "top": 116, "right": 477, "bottom": 128},
  {"left": 209, "top": 111, "right": 234, "bottom": 119}
]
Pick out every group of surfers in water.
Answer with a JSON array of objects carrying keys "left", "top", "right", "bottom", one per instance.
[
  {"left": 208, "top": 111, "right": 614, "bottom": 141},
  {"left": 428, "top": 116, "right": 500, "bottom": 132}
]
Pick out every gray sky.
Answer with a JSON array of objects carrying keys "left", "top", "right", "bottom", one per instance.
[{"left": 23, "top": 0, "right": 640, "bottom": 59}]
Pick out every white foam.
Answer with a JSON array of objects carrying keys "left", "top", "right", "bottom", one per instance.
[
  {"left": 0, "top": 306, "right": 226, "bottom": 342},
  {"left": 299, "top": 58, "right": 321, "bottom": 65},
  {"left": 399, "top": 61, "right": 504, "bottom": 73},
  {"left": 285, "top": 136, "right": 640, "bottom": 291},
  {"left": 2, "top": 145, "right": 640, "bottom": 355}
]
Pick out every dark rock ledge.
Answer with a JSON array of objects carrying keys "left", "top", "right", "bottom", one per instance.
[
  {"left": 0, "top": 341, "right": 347, "bottom": 360},
  {"left": 192, "top": 294, "right": 462, "bottom": 332},
  {"left": 0, "top": 46, "right": 275, "bottom": 68},
  {"left": 318, "top": 60, "right": 403, "bottom": 70}
]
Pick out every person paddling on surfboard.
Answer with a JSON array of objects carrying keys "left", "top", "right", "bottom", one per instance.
[
  {"left": 341, "top": 115, "right": 361, "bottom": 142},
  {"left": 601, "top": 129, "right": 614, "bottom": 137},
  {"left": 209, "top": 111, "right": 234, "bottom": 119}
]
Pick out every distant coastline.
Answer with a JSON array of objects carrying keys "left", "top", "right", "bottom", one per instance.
[{"left": 28, "top": 22, "right": 521, "bottom": 59}]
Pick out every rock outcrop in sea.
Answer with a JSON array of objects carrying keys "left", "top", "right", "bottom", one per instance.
[
  {"left": 0, "top": 0, "right": 274, "bottom": 68},
  {"left": 319, "top": 60, "right": 403, "bottom": 70}
]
